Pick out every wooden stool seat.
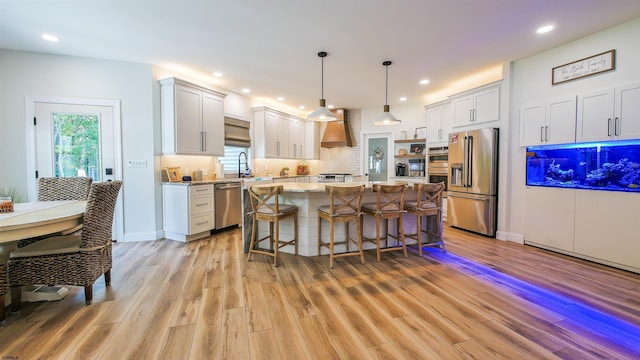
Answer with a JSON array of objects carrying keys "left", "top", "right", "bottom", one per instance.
[
  {"left": 404, "top": 182, "right": 445, "bottom": 255},
  {"left": 318, "top": 185, "right": 365, "bottom": 268},
  {"left": 247, "top": 185, "right": 298, "bottom": 267},
  {"left": 362, "top": 183, "right": 408, "bottom": 262}
]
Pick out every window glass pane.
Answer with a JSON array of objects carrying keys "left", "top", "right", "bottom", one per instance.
[
  {"left": 219, "top": 146, "right": 250, "bottom": 176},
  {"left": 52, "top": 113, "right": 101, "bottom": 181}
]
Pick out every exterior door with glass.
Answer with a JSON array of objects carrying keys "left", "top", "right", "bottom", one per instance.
[{"left": 363, "top": 133, "right": 392, "bottom": 182}]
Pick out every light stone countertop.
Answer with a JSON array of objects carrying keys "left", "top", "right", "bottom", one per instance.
[{"left": 254, "top": 181, "right": 409, "bottom": 193}]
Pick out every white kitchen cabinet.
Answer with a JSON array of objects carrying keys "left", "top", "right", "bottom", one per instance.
[
  {"left": 163, "top": 183, "right": 215, "bottom": 242},
  {"left": 520, "top": 96, "right": 576, "bottom": 146},
  {"left": 574, "top": 190, "right": 640, "bottom": 270},
  {"left": 289, "top": 118, "right": 305, "bottom": 159},
  {"left": 304, "top": 121, "right": 320, "bottom": 159},
  {"left": 425, "top": 101, "right": 452, "bottom": 144},
  {"left": 254, "top": 107, "right": 292, "bottom": 158},
  {"left": 524, "top": 187, "right": 576, "bottom": 253},
  {"left": 577, "top": 82, "right": 640, "bottom": 142},
  {"left": 160, "top": 77, "right": 226, "bottom": 156},
  {"left": 452, "top": 83, "right": 500, "bottom": 127}
]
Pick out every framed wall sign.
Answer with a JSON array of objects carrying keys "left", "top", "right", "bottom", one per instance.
[{"left": 552, "top": 50, "right": 616, "bottom": 85}]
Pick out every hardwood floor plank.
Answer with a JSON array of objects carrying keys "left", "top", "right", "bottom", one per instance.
[
  {"left": 159, "top": 324, "right": 196, "bottom": 360},
  {"left": 126, "top": 298, "right": 180, "bottom": 360},
  {"left": 242, "top": 270, "right": 272, "bottom": 332},
  {"left": 248, "top": 329, "right": 282, "bottom": 360},
  {"left": 220, "top": 307, "right": 251, "bottom": 360},
  {"left": 190, "top": 287, "right": 224, "bottom": 360},
  {"left": 296, "top": 315, "right": 342, "bottom": 360}
]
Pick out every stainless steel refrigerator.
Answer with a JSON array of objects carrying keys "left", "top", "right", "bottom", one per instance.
[{"left": 447, "top": 127, "right": 498, "bottom": 236}]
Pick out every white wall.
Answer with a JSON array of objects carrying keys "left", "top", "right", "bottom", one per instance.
[{"left": 508, "top": 17, "right": 640, "bottom": 240}]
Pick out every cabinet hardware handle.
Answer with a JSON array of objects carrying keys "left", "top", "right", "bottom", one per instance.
[
  {"left": 614, "top": 117, "right": 619, "bottom": 136},
  {"left": 200, "top": 131, "right": 204, "bottom": 151},
  {"left": 277, "top": 142, "right": 280, "bottom": 156},
  {"left": 196, "top": 221, "right": 209, "bottom": 226},
  {"left": 540, "top": 127, "right": 544, "bottom": 142},
  {"left": 473, "top": 109, "right": 477, "bottom": 122},
  {"left": 195, "top": 188, "right": 208, "bottom": 192},
  {"left": 469, "top": 109, "right": 473, "bottom": 122},
  {"left": 545, "top": 126, "right": 549, "bottom": 141},
  {"left": 196, "top": 203, "right": 208, "bottom": 206},
  {"left": 607, "top": 118, "right": 612, "bottom": 136},
  {"left": 203, "top": 132, "right": 207, "bottom": 151}
]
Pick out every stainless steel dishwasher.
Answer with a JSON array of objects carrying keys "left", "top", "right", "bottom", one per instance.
[{"left": 214, "top": 182, "right": 242, "bottom": 229}]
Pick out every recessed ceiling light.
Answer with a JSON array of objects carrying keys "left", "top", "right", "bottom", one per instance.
[
  {"left": 537, "top": 25, "right": 554, "bottom": 34},
  {"left": 299, "top": 105, "right": 305, "bottom": 110},
  {"left": 419, "top": 79, "right": 430, "bottom": 85},
  {"left": 42, "top": 34, "right": 59, "bottom": 42},
  {"left": 277, "top": 97, "right": 285, "bottom": 101},
  {"left": 213, "top": 72, "right": 223, "bottom": 77},
  {"left": 399, "top": 97, "right": 407, "bottom": 102},
  {"left": 327, "top": 104, "right": 334, "bottom": 109},
  {"left": 242, "top": 88, "right": 250, "bottom": 93}
]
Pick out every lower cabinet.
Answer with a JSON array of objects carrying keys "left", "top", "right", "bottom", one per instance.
[
  {"left": 524, "top": 186, "right": 640, "bottom": 272},
  {"left": 163, "top": 184, "right": 214, "bottom": 242}
]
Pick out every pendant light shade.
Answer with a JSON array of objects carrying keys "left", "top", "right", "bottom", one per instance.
[
  {"left": 308, "top": 51, "right": 337, "bottom": 122},
  {"left": 374, "top": 60, "right": 401, "bottom": 125}
]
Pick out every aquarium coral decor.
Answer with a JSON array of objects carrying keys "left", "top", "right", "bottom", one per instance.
[
  {"left": 585, "top": 158, "right": 640, "bottom": 188},
  {"left": 545, "top": 160, "right": 576, "bottom": 184}
]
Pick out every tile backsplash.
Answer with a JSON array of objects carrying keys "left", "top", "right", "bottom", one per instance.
[{"left": 161, "top": 155, "right": 219, "bottom": 180}]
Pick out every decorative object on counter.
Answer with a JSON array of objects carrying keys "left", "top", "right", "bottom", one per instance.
[
  {"left": 526, "top": 140, "right": 640, "bottom": 192},
  {"left": 182, "top": 175, "right": 192, "bottom": 182},
  {"left": 373, "top": 61, "right": 401, "bottom": 125},
  {"left": 0, "top": 196, "right": 14, "bottom": 213},
  {"left": 165, "top": 167, "right": 181, "bottom": 182},
  {"left": 552, "top": 49, "right": 616, "bottom": 85},
  {"left": 414, "top": 126, "right": 427, "bottom": 140},
  {"left": 307, "top": 51, "right": 337, "bottom": 122},
  {"left": 410, "top": 143, "right": 425, "bottom": 154},
  {"left": 280, "top": 167, "right": 290, "bottom": 177},
  {"left": 193, "top": 170, "right": 203, "bottom": 181}
]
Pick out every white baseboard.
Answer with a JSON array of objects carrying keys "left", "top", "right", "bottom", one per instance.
[
  {"left": 122, "top": 230, "right": 164, "bottom": 242},
  {"left": 496, "top": 230, "right": 524, "bottom": 244}
]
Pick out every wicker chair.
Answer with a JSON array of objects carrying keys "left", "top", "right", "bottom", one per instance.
[
  {"left": 17, "top": 177, "right": 94, "bottom": 249},
  {"left": 0, "top": 264, "right": 7, "bottom": 323},
  {"left": 8, "top": 181, "right": 122, "bottom": 311},
  {"left": 404, "top": 182, "right": 446, "bottom": 256}
]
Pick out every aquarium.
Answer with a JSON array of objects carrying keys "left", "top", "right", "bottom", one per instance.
[{"left": 526, "top": 140, "right": 640, "bottom": 193}]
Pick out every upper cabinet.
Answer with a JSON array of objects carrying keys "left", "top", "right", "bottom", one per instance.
[
  {"left": 425, "top": 101, "right": 452, "bottom": 144},
  {"left": 577, "top": 82, "right": 640, "bottom": 142},
  {"left": 254, "top": 107, "right": 305, "bottom": 159},
  {"left": 160, "top": 77, "right": 226, "bottom": 156},
  {"left": 304, "top": 121, "right": 320, "bottom": 159},
  {"left": 520, "top": 96, "right": 576, "bottom": 146},
  {"left": 452, "top": 83, "right": 500, "bottom": 127}
]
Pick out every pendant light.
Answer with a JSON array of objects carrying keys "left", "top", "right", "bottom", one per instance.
[
  {"left": 307, "top": 51, "right": 337, "bottom": 122},
  {"left": 373, "top": 60, "right": 401, "bottom": 125}
]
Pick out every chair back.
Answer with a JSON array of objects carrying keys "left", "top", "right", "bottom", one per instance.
[
  {"left": 81, "top": 181, "right": 122, "bottom": 249},
  {"left": 249, "top": 185, "right": 284, "bottom": 215},
  {"left": 372, "top": 184, "right": 407, "bottom": 213},
  {"left": 414, "top": 182, "right": 445, "bottom": 209},
  {"left": 325, "top": 185, "right": 365, "bottom": 216},
  {"left": 38, "top": 177, "right": 93, "bottom": 201}
]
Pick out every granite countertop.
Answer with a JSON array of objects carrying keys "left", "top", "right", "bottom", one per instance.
[
  {"left": 252, "top": 181, "right": 406, "bottom": 193},
  {"left": 161, "top": 178, "right": 243, "bottom": 186}
]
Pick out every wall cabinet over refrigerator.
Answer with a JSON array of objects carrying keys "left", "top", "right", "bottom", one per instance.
[
  {"left": 452, "top": 82, "right": 500, "bottom": 127},
  {"left": 577, "top": 82, "right": 640, "bottom": 142},
  {"left": 160, "top": 77, "right": 226, "bottom": 156},
  {"left": 425, "top": 101, "right": 452, "bottom": 144},
  {"left": 520, "top": 96, "right": 576, "bottom": 146}
]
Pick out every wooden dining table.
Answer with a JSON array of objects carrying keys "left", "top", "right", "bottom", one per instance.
[{"left": 0, "top": 200, "right": 86, "bottom": 305}]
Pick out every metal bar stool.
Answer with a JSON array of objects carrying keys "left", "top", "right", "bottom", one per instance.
[
  {"left": 404, "top": 182, "right": 446, "bottom": 256},
  {"left": 247, "top": 185, "right": 298, "bottom": 267},
  {"left": 361, "top": 183, "right": 408, "bottom": 262},
  {"left": 318, "top": 185, "right": 365, "bottom": 268}
]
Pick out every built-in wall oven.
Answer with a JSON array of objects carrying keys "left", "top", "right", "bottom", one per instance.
[{"left": 427, "top": 146, "right": 448, "bottom": 192}]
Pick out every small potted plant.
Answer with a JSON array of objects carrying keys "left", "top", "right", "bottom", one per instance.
[{"left": 280, "top": 167, "right": 290, "bottom": 176}]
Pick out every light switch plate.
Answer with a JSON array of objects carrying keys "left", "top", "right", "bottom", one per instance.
[{"left": 127, "top": 160, "right": 147, "bottom": 168}]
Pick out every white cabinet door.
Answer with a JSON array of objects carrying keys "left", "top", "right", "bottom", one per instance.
[
  {"left": 546, "top": 96, "right": 576, "bottom": 145},
  {"left": 264, "top": 111, "right": 279, "bottom": 158},
  {"left": 520, "top": 102, "right": 546, "bottom": 146},
  {"left": 574, "top": 190, "right": 640, "bottom": 270},
  {"left": 524, "top": 187, "right": 576, "bottom": 252},
  {"left": 289, "top": 119, "right": 305, "bottom": 158},
  {"left": 304, "top": 121, "right": 320, "bottom": 159},
  {"left": 615, "top": 82, "right": 640, "bottom": 140},
  {"left": 202, "top": 91, "right": 224, "bottom": 156},
  {"left": 426, "top": 103, "right": 451, "bottom": 142},
  {"left": 452, "top": 95, "right": 474, "bottom": 127},
  {"left": 577, "top": 88, "right": 614, "bottom": 142},
  {"left": 174, "top": 85, "right": 203, "bottom": 154},
  {"left": 277, "top": 115, "right": 290, "bottom": 158},
  {"left": 452, "top": 85, "right": 499, "bottom": 127}
]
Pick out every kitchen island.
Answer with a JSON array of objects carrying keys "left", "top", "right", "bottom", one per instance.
[{"left": 242, "top": 182, "right": 442, "bottom": 257}]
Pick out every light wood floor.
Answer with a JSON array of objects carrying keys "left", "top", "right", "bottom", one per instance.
[{"left": 1, "top": 226, "right": 639, "bottom": 359}]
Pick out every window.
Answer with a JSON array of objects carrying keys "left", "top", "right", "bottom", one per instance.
[{"left": 219, "top": 146, "right": 250, "bottom": 176}]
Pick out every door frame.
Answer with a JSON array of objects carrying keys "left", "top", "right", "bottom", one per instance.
[
  {"left": 361, "top": 131, "right": 393, "bottom": 182},
  {"left": 25, "top": 96, "right": 124, "bottom": 241}
]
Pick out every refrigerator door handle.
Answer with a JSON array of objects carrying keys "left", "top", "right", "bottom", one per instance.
[
  {"left": 448, "top": 192, "right": 490, "bottom": 201},
  {"left": 467, "top": 135, "right": 473, "bottom": 187},
  {"left": 462, "top": 136, "right": 468, "bottom": 188}
]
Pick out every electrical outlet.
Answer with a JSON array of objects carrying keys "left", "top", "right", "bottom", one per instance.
[{"left": 127, "top": 160, "right": 147, "bottom": 168}]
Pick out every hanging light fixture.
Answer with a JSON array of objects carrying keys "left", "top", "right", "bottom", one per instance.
[
  {"left": 307, "top": 51, "right": 337, "bottom": 122},
  {"left": 373, "top": 60, "right": 401, "bottom": 125}
]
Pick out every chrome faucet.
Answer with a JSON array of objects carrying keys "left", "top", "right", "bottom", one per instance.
[{"left": 238, "top": 151, "right": 248, "bottom": 178}]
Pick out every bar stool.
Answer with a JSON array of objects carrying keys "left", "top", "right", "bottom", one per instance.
[
  {"left": 247, "top": 185, "right": 298, "bottom": 267},
  {"left": 0, "top": 264, "right": 6, "bottom": 323},
  {"left": 362, "top": 183, "right": 408, "bottom": 262},
  {"left": 317, "top": 185, "right": 365, "bottom": 268},
  {"left": 404, "top": 182, "right": 446, "bottom": 256}
]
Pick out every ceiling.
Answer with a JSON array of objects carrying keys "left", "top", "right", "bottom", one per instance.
[{"left": 2, "top": 1, "right": 640, "bottom": 117}]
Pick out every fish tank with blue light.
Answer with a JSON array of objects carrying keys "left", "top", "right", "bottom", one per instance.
[{"left": 526, "top": 140, "right": 640, "bottom": 193}]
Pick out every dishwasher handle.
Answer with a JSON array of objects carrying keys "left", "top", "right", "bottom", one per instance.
[{"left": 215, "top": 183, "right": 242, "bottom": 190}]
